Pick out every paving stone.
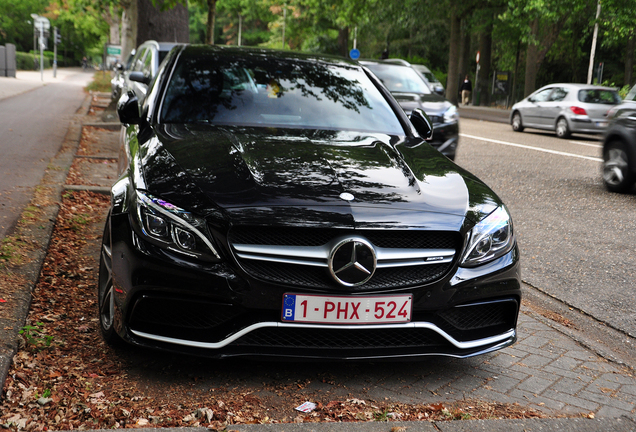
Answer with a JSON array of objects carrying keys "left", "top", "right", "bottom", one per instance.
[
  {"left": 595, "top": 406, "right": 635, "bottom": 418},
  {"left": 484, "top": 353, "right": 519, "bottom": 369},
  {"left": 519, "top": 335, "right": 551, "bottom": 349},
  {"left": 500, "top": 346, "right": 529, "bottom": 358},
  {"left": 587, "top": 378, "right": 622, "bottom": 393},
  {"left": 599, "top": 373, "right": 636, "bottom": 385},
  {"left": 517, "top": 376, "right": 556, "bottom": 394},
  {"left": 471, "top": 388, "right": 526, "bottom": 405},
  {"left": 522, "top": 354, "right": 553, "bottom": 368},
  {"left": 541, "top": 389, "right": 600, "bottom": 411},
  {"left": 565, "top": 350, "right": 599, "bottom": 361},
  {"left": 508, "top": 389, "right": 566, "bottom": 411},
  {"left": 482, "top": 375, "right": 520, "bottom": 393},
  {"left": 620, "top": 385, "right": 636, "bottom": 397},
  {"left": 579, "top": 361, "right": 619, "bottom": 373},
  {"left": 550, "top": 377, "right": 587, "bottom": 395},
  {"left": 577, "top": 391, "right": 636, "bottom": 412},
  {"left": 509, "top": 364, "right": 558, "bottom": 381},
  {"left": 543, "top": 365, "right": 595, "bottom": 381},
  {"left": 549, "top": 356, "right": 583, "bottom": 371}
]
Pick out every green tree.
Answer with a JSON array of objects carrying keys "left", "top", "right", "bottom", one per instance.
[{"left": 0, "top": 0, "right": 50, "bottom": 52}]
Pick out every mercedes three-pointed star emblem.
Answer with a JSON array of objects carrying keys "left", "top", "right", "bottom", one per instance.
[{"left": 328, "top": 238, "right": 377, "bottom": 287}]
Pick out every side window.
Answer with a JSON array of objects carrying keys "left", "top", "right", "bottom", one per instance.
[
  {"left": 532, "top": 88, "right": 553, "bottom": 102},
  {"left": 550, "top": 88, "right": 568, "bottom": 102},
  {"left": 142, "top": 50, "right": 153, "bottom": 76},
  {"left": 132, "top": 48, "right": 147, "bottom": 72}
]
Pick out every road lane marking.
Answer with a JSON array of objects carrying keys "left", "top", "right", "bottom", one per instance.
[
  {"left": 568, "top": 141, "right": 602, "bottom": 149},
  {"left": 460, "top": 133, "right": 602, "bottom": 162}
]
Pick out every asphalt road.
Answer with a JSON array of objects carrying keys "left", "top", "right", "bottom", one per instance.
[
  {"left": 455, "top": 120, "right": 636, "bottom": 338},
  {"left": 0, "top": 69, "right": 93, "bottom": 240}
]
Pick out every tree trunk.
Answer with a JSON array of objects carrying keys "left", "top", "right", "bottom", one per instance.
[
  {"left": 337, "top": 27, "right": 349, "bottom": 58},
  {"left": 446, "top": 10, "right": 461, "bottom": 106},
  {"left": 626, "top": 32, "right": 635, "bottom": 86},
  {"left": 120, "top": 0, "right": 137, "bottom": 62},
  {"left": 106, "top": 10, "right": 121, "bottom": 45},
  {"left": 524, "top": 19, "right": 540, "bottom": 97},
  {"left": 523, "top": 15, "right": 569, "bottom": 97},
  {"left": 136, "top": 0, "right": 189, "bottom": 45},
  {"left": 476, "top": 19, "right": 492, "bottom": 106},
  {"left": 458, "top": 20, "right": 471, "bottom": 81},
  {"left": 207, "top": 0, "right": 217, "bottom": 45}
]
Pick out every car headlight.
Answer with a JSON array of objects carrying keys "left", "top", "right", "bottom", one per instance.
[
  {"left": 460, "top": 206, "right": 515, "bottom": 267},
  {"left": 443, "top": 105, "right": 458, "bottom": 124},
  {"left": 134, "top": 190, "right": 221, "bottom": 262}
]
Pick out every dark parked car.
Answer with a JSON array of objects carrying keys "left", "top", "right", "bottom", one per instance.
[
  {"left": 100, "top": 45, "right": 520, "bottom": 360},
  {"left": 602, "top": 100, "right": 636, "bottom": 193},
  {"left": 360, "top": 60, "right": 459, "bottom": 160}
]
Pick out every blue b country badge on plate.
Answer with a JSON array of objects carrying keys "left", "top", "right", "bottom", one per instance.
[{"left": 282, "top": 294, "right": 296, "bottom": 321}]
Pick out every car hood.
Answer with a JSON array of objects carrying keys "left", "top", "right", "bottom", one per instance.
[
  {"left": 139, "top": 124, "right": 499, "bottom": 229},
  {"left": 390, "top": 92, "right": 452, "bottom": 117}
]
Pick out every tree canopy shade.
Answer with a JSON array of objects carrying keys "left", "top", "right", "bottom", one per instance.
[{"left": 5, "top": 0, "right": 636, "bottom": 100}]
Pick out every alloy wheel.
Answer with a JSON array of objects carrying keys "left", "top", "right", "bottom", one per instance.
[
  {"left": 556, "top": 118, "right": 570, "bottom": 138},
  {"left": 604, "top": 147, "right": 628, "bottom": 186},
  {"left": 98, "top": 241, "right": 114, "bottom": 331}
]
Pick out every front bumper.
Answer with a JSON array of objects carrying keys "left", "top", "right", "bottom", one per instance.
[{"left": 109, "top": 213, "right": 520, "bottom": 360}]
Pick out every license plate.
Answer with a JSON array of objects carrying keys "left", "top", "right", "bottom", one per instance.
[
  {"left": 596, "top": 121, "right": 608, "bottom": 127},
  {"left": 281, "top": 293, "right": 412, "bottom": 324}
]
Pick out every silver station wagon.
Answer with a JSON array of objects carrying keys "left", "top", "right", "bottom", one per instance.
[{"left": 510, "top": 83, "right": 621, "bottom": 138}]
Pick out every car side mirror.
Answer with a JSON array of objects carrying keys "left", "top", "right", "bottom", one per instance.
[
  {"left": 409, "top": 108, "right": 434, "bottom": 140},
  {"left": 117, "top": 91, "right": 141, "bottom": 125},
  {"left": 528, "top": 97, "right": 535, "bottom": 103},
  {"left": 129, "top": 71, "right": 151, "bottom": 85}
]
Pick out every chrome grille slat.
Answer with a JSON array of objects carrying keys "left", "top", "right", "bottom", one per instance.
[{"left": 233, "top": 243, "right": 455, "bottom": 268}]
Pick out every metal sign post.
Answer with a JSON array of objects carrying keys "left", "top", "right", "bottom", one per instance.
[{"left": 31, "top": 15, "right": 50, "bottom": 81}]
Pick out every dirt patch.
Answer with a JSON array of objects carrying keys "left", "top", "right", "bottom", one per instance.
[
  {"left": 77, "top": 127, "right": 119, "bottom": 157},
  {"left": 67, "top": 157, "right": 117, "bottom": 187}
]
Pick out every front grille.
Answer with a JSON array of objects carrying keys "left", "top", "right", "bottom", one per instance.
[
  {"left": 240, "top": 260, "right": 451, "bottom": 290},
  {"left": 228, "top": 227, "right": 460, "bottom": 290},
  {"left": 232, "top": 327, "right": 449, "bottom": 349}
]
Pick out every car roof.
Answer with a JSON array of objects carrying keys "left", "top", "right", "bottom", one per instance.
[
  {"left": 178, "top": 44, "right": 361, "bottom": 68},
  {"left": 137, "top": 40, "right": 184, "bottom": 52},
  {"left": 540, "top": 83, "right": 618, "bottom": 92}
]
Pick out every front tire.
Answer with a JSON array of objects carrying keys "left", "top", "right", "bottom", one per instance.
[
  {"left": 555, "top": 117, "right": 571, "bottom": 139},
  {"left": 603, "top": 140, "right": 635, "bottom": 193},
  {"left": 97, "top": 214, "right": 122, "bottom": 345},
  {"left": 511, "top": 112, "right": 524, "bottom": 132}
]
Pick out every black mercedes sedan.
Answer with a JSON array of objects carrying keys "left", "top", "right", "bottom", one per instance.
[{"left": 100, "top": 44, "right": 520, "bottom": 360}]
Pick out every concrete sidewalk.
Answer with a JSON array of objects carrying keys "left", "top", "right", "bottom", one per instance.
[
  {"left": 0, "top": 67, "right": 88, "bottom": 100},
  {"left": 2, "top": 93, "right": 636, "bottom": 432}
]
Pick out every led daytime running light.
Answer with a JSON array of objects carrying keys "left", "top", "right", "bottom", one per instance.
[{"left": 137, "top": 191, "right": 220, "bottom": 259}]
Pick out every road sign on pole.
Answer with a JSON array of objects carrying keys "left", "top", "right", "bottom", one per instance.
[{"left": 349, "top": 48, "right": 360, "bottom": 60}]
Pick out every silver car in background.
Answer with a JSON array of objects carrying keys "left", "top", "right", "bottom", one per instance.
[{"left": 510, "top": 83, "right": 621, "bottom": 138}]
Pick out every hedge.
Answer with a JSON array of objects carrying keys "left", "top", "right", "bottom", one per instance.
[{"left": 16, "top": 51, "right": 71, "bottom": 70}]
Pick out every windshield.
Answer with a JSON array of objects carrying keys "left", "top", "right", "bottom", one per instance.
[
  {"left": 578, "top": 89, "right": 621, "bottom": 104},
  {"left": 159, "top": 51, "right": 405, "bottom": 135},
  {"left": 364, "top": 63, "right": 431, "bottom": 94}
]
